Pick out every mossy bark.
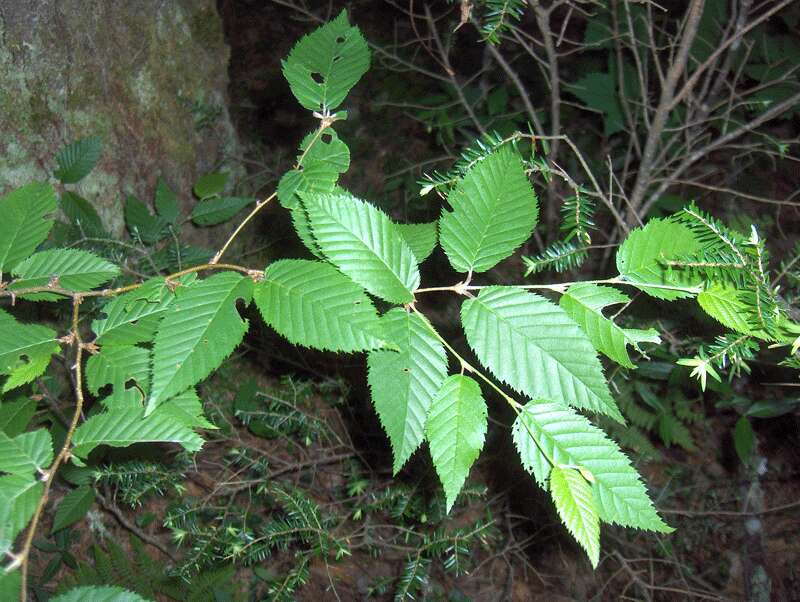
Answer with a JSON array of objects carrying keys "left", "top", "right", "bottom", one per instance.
[{"left": 0, "top": 0, "right": 243, "bottom": 246}]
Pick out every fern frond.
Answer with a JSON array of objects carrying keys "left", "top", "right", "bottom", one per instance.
[
  {"left": 394, "top": 555, "right": 431, "bottom": 601},
  {"left": 478, "top": 0, "right": 526, "bottom": 44},
  {"left": 419, "top": 131, "right": 519, "bottom": 196},
  {"left": 560, "top": 189, "right": 596, "bottom": 245},
  {"left": 523, "top": 241, "right": 587, "bottom": 275},
  {"left": 673, "top": 202, "right": 747, "bottom": 266}
]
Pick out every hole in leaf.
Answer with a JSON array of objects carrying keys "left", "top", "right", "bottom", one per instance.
[
  {"left": 321, "top": 132, "right": 333, "bottom": 143},
  {"left": 332, "top": 55, "right": 342, "bottom": 63},
  {"left": 335, "top": 36, "right": 345, "bottom": 43},
  {"left": 310, "top": 72, "right": 324, "bottom": 84}
]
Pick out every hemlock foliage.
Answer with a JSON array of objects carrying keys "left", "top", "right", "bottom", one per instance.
[{"left": 0, "top": 10, "right": 797, "bottom": 597}]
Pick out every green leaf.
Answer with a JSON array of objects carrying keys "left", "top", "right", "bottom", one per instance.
[
  {"left": 439, "top": 145, "right": 538, "bottom": 273},
  {"left": 72, "top": 407, "right": 204, "bottom": 459},
  {"left": 616, "top": 218, "right": 703, "bottom": 300},
  {"left": 698, "top": 283, "right": 758, "bottom": 336},
  {"left": 10, "top": 249, "right": 120, "bottom": 298},
  {"left": 0, "top": 570, "right": 20, "bottom": 600},
  {"left": 92, "top": 277, "right": 188, "bottom": 346},
  {"left": 193, "top": 172, "right": 230, "bottom": 199},
  {"left": 568, "top": 72, "right": 624, "bottom": 136},
  {"left": 99, "top": 388, "right": 144, "bottom": 411},
  {"left": 54, "top": 137, "right": 102, "bottom": 184},
  {"left": 14, "top": 432, "right": 48, "bottom": 478},
  {"left": 0, "top": 309, "right": 60, "bottom": 393},
  {"left": 549, "top": 465, "right": 601, "bottom": 568},
  {"left": 290, "top": 203, "right": 324, "bottom": 259},
  {"left": 0, "top": 429, "right": 52, "bottom": 475},
  {"left": 734, "top": 416, "right": 755, "bottom": 466},
  {"left": 86, "top": 345, "right": 150, "bottom": 397},
  {"left": 278, "top": 129, "right": 350, "bottom": 209},
  {"left": 155, "top": 178, "right": 179, "bottom": 224},
  {"left": 147, "top": 272, "right": 253, "bottom": 412},
  {"left": 125, "top": 195, "right": 169, "bottom": 244},
  {"left": 52, "top": 586, "right": 152, "bottom": 602},
  {"left": 396, "top": 222, "right": 438, "bottom": 264},
  {"left": 512, "top": 400, "right": 671, "bottom": 532},
  {"left": 51, "top": 485, "right": 95, "bottom": 533},
  {"left": 0, "top": 398, "right": 37, "bottom": 437},
  {"left": 281, "top": 10, "right": 370, "bottom": 112},
  {"left": 254, "top": 259, "right": 387, "bottom": 352},
  {"left": 191, "top": 196, "right": 255, "bottom": 226},
  {"left": 156, "top": 389, "right": 216, "bottom": 430},
  {"left": 3, "top": 351, "right": 54, "bottom": 394},
  {"left": 367, "top": 309, "right": 448, "bottom": 474},
  {"left": 0, "top": 474, "right": 43, "bottom": 556},
  {"left": 0, "top": 183, "right": 58, "bottom": 274},
  {"left": 559, "top": 283, "right": 661, "bottom": 369},
  {"left": 425, "top": 375, "right": 487, "bottom": 512},
  {"left": 60, "top": 191, "right": 106, "bottom": 236},
  {"left": 461, "top": 287, "right": 623, "bottom": 422},
  {"left": 305, "top": 191, "right": 420, "bottom": 303}
]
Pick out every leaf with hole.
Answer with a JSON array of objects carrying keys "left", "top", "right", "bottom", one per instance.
[
  {"left": 92, "top": 276, "right": 190, "bottom": 346},
  {"left": 0, "top": 309, "right": 60, "bottom": 393},
  {"left": 281, "top": 10, "right": 370, "bottom": 112},
  {"left": 278, "top": 129, "right": 350, "bottom": 210},
  {"left": 147, "top": 271, "right": 253, "bottom": 413},
  {"left": 86, "top": 345, "right": 151, "bottom": 397}
]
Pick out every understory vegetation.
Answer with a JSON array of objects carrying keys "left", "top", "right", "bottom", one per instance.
[{"left": 1, "top": 1, "right": 799, "bottom": 600}]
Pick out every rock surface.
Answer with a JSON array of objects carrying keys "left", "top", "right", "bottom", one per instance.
[{"left": 0, "top": 0, "right": 243, "bottom": 243}]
